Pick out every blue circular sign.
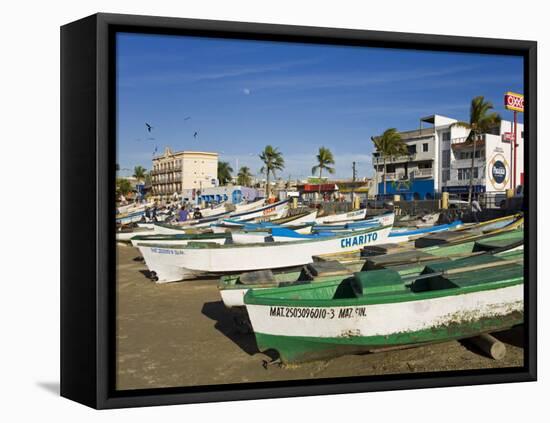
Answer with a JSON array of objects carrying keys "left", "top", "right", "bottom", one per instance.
[{"left": 492, "top": 160, "right": 506, "bottom": 184}]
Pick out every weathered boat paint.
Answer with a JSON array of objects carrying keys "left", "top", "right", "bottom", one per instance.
[
  {"left": 137, "top": 224, "right": 392, "bottom": 283},
  {"left": 244, "top": 257, "right": 524, "bottom": 363}
]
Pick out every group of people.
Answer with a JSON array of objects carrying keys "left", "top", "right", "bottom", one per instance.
[{"left": 177, "top": 204, "right": 203, "bottom": 222}]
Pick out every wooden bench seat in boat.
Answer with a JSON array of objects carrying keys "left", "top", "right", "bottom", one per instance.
[
  {"left": 473, "top": 238, "right": 523, "bottom": 252},
  {"left": 239, "top": 270, "right": 276, "bottom": 285},
  {"left": 414, "top": 230, "right": 477, "bottom": 248},
  {"left": 306, "top": 261, "right": 349, "bottom": 278},
  {"left": 364, "top": 249, "right": 439, "bottom": 270},
  {"left": 362, "top": 243, "right": 413, "bottom": 256},
  {"left": 350, "top": 269, "right": 406, "bottom": 296}
]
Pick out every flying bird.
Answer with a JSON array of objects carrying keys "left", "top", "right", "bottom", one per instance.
[
  {"left": 193, "top": 131, "right": 198, "bottom": 139},
  {"left": 184, "top": 116, "right": 191, "bottom": 121},
  {"left": 145, "top": 123, "right": 153, "bottom": 132},
  {"left": 152, "top": 145, "right": 158, "bottom": 156}
]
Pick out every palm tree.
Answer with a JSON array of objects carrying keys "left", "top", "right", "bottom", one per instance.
[
  {"left": 452, "top": 96, "right": 501, "bottom": 204},
  {"left": 259, "top": 145, "right": 285, "bottom": 198},
  {"left": 217, "top": 161, "right": 233, "bottom": 186},
  {"left": 116, "top": 178, "right": 133, "bottom": 197},
  {"left": 371, "top": 128, "right": 408, "bottom": 196},
  {"left": 133, "top": 165, "right": 147, "bottom": 183},
  {"left": 237, "top": 166, "right": 253, "bottom": 187},
  {"left": 311, "top": 147, "right": 335, "bottom": 195}
]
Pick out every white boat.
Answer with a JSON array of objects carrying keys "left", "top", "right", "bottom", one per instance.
[
  {"left": 387, "top": 220, "right": 463, "bottom": 243},
  {"left": 233, "top": 198, "right": 266, "bottom": 214},
  {"left": 213, "top": 209, "right": 318, "bottom": 232},
  {"left": 199, "top": 202, "right": 228, "bottom": 218},
  {"left": 130, "top": 232, "right": 230, "bottom": 247},
  {"left": 272, "top": 213, "right": 395, "bottom": 242},
  {"left": 137, "top": 224, "right": 392, "bottom": 283},
  {"left": 116, "top": 209, "right": 145, "bottom": 225},
  {"left": 314, "top": 208, "right": 367, "bottom": 224},
  {"left": 231, "top": 224, "right": 313, "bottom": 244},
  {"left": 229, "top": 199, "right": 290, "bottom": 222}
]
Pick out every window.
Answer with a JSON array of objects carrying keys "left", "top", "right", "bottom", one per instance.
[
  {"left": 407, "top": 145, "right": 417, "bottom": 155},
  {"left": 422, "top": 143, "right": 429, "bottom": 152},
  {"left": 458, "top": 167, "right": 479, "bottom": 180},
  {"left": 442, "top": 149, "right": 450, "bottom": 168},
  {"left": 442, "top": 169, "right": 450, "bottom": 182},
  {"left": 442, "top": 131, "right": 451, "bottom": 141}
]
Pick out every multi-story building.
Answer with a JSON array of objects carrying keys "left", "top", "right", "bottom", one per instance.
[
  {"left": 372, "top": 114, "right": 524, "bottom": 200},
  {"left": 150, "top": 147, "right": 218, "bottom": 199}
]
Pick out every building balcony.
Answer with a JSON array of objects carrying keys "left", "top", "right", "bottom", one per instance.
[
  {"left": 372, "top": 152, "right": 434, "bottom": 165},
  {"left": 410, "top": 168, "right": 433, "bottom": 178},
  {"left": 444, "top": 178, "right": 486, "bottom": 187},
  {"left": 451, "top": 135, "right": 486, "bottom": 150},
  {"left": 379, "top": 172, "right": 410, "bottom": 181},
  {"left": 451, "top": 158, "right": 485, "bottom": 169}
]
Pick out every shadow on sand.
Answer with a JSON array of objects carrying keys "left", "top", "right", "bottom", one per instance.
[{"left": 201, "top": 301, "right": 260, "bottom": 356}]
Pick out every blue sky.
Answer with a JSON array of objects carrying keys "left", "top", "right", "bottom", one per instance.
[{"left": 116, "top": 32, "right": 523, "bottom": 179}]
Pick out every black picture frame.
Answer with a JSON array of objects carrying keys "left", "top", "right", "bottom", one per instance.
[{"left": 60, "top": 12, "right": 537, "bottom": 409}]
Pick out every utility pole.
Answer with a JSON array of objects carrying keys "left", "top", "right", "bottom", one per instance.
[{"left": 352, "top": 161, "right": 357, "bottom": 203}]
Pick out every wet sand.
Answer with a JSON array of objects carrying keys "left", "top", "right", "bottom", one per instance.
[{"left": 116, "top": 244, "right": 524, "bottom": 390}]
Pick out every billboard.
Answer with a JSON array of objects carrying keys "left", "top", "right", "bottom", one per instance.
[{"left": 504, "top": 92, "right": 524, "bottom": 112}]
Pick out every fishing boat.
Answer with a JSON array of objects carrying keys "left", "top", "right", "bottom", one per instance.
[
  {"left": 230, "top": 224, "right": 314, "bottom": 244},
  {"left": 198, "top": 202, "right": 228, "bottom": 218},
  {"left": 312, "top": 211, "right": 394, "bottom": 232},
  {"left": 137, "top": 224, "right": 392, "bottom": 283},
  {"left": 394, "top": 212, "right": 440, "bottom": 228},
  {"left": 414, "top": 214, "right": 523, "bottom": 248},
  {"left": 386, "top": 220, "right": 463, "bottom": 244},
  {"left": 269, "top": 213, "right": 395, "bottom": 242},
  {"left": 130, "top": 232, "right": 231, "bottom": 247},
  {"left": 244, "top": 252, "right": 524, "bottom": 364},
  {"left": 224, "top": 199, "right": 290, "bottom": 223},
  {"left": 314, "top": 208, "right": 368, "bottom": 224},
  {"left": 116, "top": 209, "right": 145, "bottom": 226},
  {"left": 212, "top": 210, "right": 317, "bottom": 233},
  {"left": 232, "top": 198, "right": 266, "bottom": 214},
  {"left": 219, "top": 232, "right": 523, "bottom": 308},
  {"left": 152, "top": 199, "right": 290, "bottom": 235}
]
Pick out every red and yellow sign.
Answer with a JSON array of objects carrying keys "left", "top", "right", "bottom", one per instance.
[{"left": 504, "top": 92, "right": 524, "bottom": 112}]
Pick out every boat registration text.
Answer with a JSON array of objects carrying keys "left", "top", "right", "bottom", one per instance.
[{"left": 269, "top": 306, "right": 367, "bottom": 319}]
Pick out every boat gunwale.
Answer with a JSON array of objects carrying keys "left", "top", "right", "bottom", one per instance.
[
  {"left": 244, "top": 266, "right": 523, "bottom": 307},
  {"left": 136, "top": 223, "right": 391, "bottom": 250}
]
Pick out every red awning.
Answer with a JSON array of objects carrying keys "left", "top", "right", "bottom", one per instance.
[{"left": 300, "top": 183, "right": 337, "bottom": 193}]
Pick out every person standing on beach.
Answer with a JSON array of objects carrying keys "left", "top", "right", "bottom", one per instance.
[{"left": 471, "top": 199, "right": 482, "bottom": 223}]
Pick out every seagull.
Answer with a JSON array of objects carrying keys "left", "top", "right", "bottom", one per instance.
[
  {"left": 145, "top": 123, "right": 153, "bottom": 132},
  {"left": 184, "top": 116, "right": 191, "bottom": 121},
  {"left": 193, "top": 131, "right": 198, "bottom": 139}
]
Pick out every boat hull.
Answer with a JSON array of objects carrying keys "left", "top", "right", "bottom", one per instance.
[
  {"left": 246, "top": 284, "right": 523, "bottom": 363},
  {"left": 138, "top": 225, "right": 392, "bottom": 283}
]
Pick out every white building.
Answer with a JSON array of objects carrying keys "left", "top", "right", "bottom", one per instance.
[
  {"left": 372, "top": 114, "right": 524, "bottom": 200},
  {"left": 151, "top": 148, "right": 218, "bottom": 199}
]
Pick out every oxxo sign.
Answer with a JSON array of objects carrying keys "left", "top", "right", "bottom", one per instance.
[{"left": 504, "top": 92, "right": 524, "bottom": 112}]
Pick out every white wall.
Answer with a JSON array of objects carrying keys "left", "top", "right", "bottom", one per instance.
[{"left": 3, "top": 1, "right": 546, "bottom": 422}]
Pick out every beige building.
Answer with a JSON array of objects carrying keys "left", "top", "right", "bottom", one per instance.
[{"left": 151, "top": 147, "right": 218, "bottom": 198}]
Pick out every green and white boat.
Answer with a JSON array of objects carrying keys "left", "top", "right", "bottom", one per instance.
[
  {"left": 219, "top": 229, "right": 524, "bottom": 308},
  {"left": 244, "top": 252, "right": 524, "bottom": 364}
]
